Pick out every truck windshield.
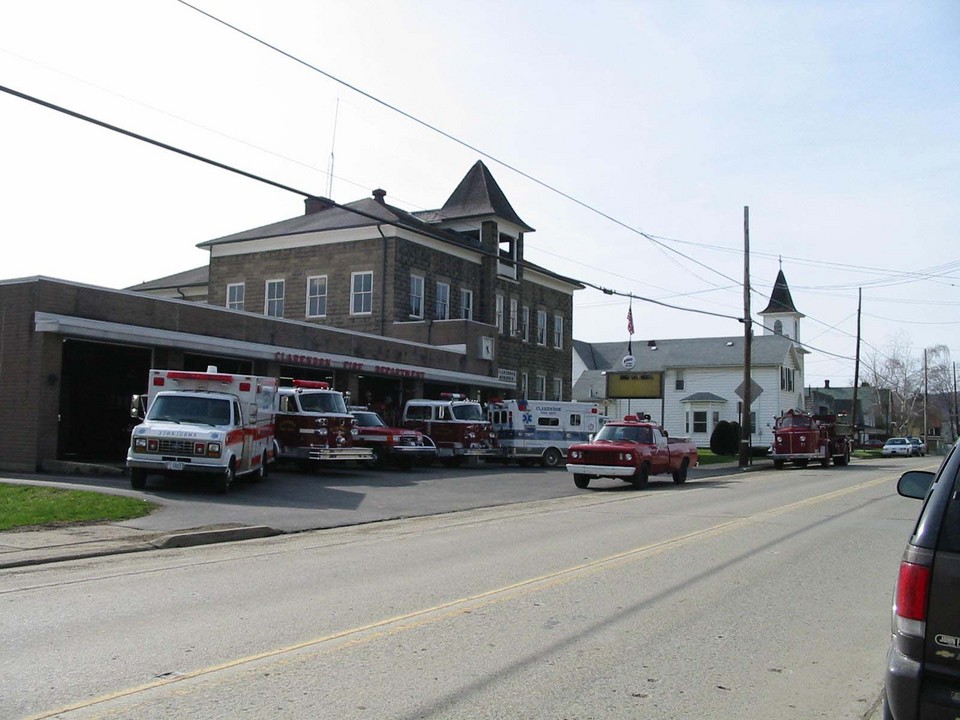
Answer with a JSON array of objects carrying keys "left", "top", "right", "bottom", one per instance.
[
  {"left": 298, "top": 392, "right": 347, "bottom": 414},
  {"left": 594, "top": 424, "right": 652, "bottom": 444},
  {"left": 452, "top": 404, "right": 484, "bottom": 421},
  {"left": 353, "top": 412, "right": 386, "bottom": 427},
  {"left": 778, "top": 416, "right": 812, "bottom": 429},
  {"left": 148, "top": 396, "right": 232, "bottom": 426}
]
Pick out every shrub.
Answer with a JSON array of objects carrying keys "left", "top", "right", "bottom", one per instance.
[{"left": 710, "top": 420, "right": 739, "bottom": 455}]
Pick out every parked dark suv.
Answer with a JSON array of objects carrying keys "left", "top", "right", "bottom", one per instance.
[{"left": 884, "top": 440, "right": 960, "bottom": 718}]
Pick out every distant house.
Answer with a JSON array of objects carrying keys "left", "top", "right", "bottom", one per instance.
[
  {"left": 572, "top": 270, "right": 806, "bottom": 448},
  {"left": 805, "top": 381, "right": 894, "bottom": 442}
]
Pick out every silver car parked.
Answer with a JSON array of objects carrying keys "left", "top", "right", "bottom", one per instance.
[{"left": 883, "top": 438, "right": 913, "bottom": 457}]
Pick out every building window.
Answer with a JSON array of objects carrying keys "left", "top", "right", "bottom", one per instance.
[
  {"left": 351, "top": 271, "right": 373, "bottom": 315},
  {"left": 522, "top": 306, "right": 529, "bottom": 342},
  {"left": 306, "top": 275, "right": 327, "bottom": 318},
  {"left": 496, "top": 294, "right": 505, "bottom": 334},
  {"left": 410, "top": 275, "right": 424, "bottom": 318},
  {"left": 536, "top": 374, "right": 547, "bottom": 400},
  {"left": 510, "top": 299, "right": 518, "bottom": 336},
  {"left": 460, "top": 289, "right": 473, "bottom": 320},
  {"left": 675, "top": 370, "right": 685, "bottom": 391},
  {"left": 713, "top": 411, "right": 720, "bottom": 428},
  {"left": 693, "top": 411, "right": 707, "bottom": 434},
  {"left": 553, "top": 377, "right": 562, "bottom": 401},
  {"left": 226, "top": 283, "right": 244, "bottom": 311},
  {"left": 521, "top": 372, "right": 528, "bottom": 399},
  {"left": 774, "top": 319, "right": 783, "bottom": 335},
  {"left": 436, "top": 281, "right": 450, "bottom": 320},
  {"left": 781, "top": 367, "right": 795, "bottom": 392},
  {"left": 265, "top": 279, "right": 284, "bottom": 317},
  {"left": 536, "top": 310, "right": 547, "bottom": 345},
  {"left": 553, "top": 314, "right": 564, "bottom": 349}
]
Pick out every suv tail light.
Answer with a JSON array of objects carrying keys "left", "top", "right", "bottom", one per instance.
[{"left": 895, "top": 561, "right": 931, "bottom": 637}]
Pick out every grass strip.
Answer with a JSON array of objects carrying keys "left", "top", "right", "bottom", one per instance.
[{"left": 0, "top": 484, "right": 156, "bottom": 531}]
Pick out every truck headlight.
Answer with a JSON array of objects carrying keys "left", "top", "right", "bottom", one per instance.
[
  {"left": 623, "top": 453, "right": 633, "bottom": 461},
  {"left": 569, "top": 450, "right": 580, "bottom": 459},
  {"left": 133, "top": 437, "right": 148, "bottom": 451},
  {"left": 207, "top": 442, "right": 222, "bottom": 458}
]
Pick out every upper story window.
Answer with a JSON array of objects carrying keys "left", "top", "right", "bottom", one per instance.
[
  {"left": 436, "top": 281, "right": 450, "bottom": 320},
  {"left": 522, "top": 306, "right": 529, "bottom": 342},
  {"left": 410, "top": 275, "right": 424, "bottom": 318},
  {"left": 675, "top": 369, "right": 685, "bottom": 391},
  {"left": 535, "top": 374, "right": 547, "bottom": 400},
  {"left": 351, "top": 271, "right": 373, "bottom": 315},
  {"left": 536, "top": 310, "right": 547, "bottom": 345},
  {"left": 510, "top": 299, "right": 518, "bottom": 336},
  {"left": 497, "top": 233, "right": 518, "bottom": 279},
  {"left": 553, "top": 314, "right": 564, "bottom": 349},
  {"left": 226, "top": 283, "right": 244, "bottom": 311},
  {"left": 496, "top": 294, "right": 505, "bottom": 334},
  {"left": 460, "top": 289, "right": 473, "bottom": 320},
  {"left": 265, "top": 279, "right": 284, "bottom": 318},
  {"left": 774, "top": 319, "right": 784, "bottom": 335},
  {"left": 553, "top": 377, "right": 563, "bottom": 401},
  {"left": 520, "top": 372, "right": 528, "bottom": 399},
  {"left": 307, "top": 275, "right": 327, "bottom": 318}
]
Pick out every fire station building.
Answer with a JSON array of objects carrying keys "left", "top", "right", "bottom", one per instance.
[{"left": 0, "top": 161, "right": 582, "bottom": 472}]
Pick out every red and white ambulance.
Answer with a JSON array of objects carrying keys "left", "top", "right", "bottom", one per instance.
[{"left": 127, "top": 367, "right": 278, "bottom": 492}]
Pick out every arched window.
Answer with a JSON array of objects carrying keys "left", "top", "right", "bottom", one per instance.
[{"left": 774, "top": 319, "right": 783, "bottom": 335}]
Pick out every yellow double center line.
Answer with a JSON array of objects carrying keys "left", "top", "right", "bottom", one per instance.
[{"left": 25, "top": 473, "right": 895, "bottom": 719}]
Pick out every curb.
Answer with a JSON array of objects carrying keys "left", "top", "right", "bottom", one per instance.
[{"left": 150, "top": 525, "right": 280, "bottom": 549}]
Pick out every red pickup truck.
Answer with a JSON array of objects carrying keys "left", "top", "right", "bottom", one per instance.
[{"left": 565, "top": 415, "right": 698, "bottom": 489}]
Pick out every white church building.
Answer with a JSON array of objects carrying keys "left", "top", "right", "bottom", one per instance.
[{"left": 572, "top": 270, "right": 807, "bottom": 448}]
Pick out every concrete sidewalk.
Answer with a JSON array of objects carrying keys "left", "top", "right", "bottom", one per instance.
[{"left": 0, "top": 522, "right": 280, "bottom": 569}]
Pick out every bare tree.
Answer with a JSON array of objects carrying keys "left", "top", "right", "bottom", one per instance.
[
  {"left": 926, "top": 345, "right": 957, "bottom": 441},
  {"left": 862, "top": 332, "right": 924, "bottom": 435}
]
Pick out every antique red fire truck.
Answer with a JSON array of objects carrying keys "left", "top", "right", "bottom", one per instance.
[
  {"left": 401, "top": 393, "right": 498, "bottom": 467},
  {"left": 770, "top": 408, "right": 852, "bottom": 469},
  {"left": 274, "top": 380, "right": 373, "bottom": 465}
]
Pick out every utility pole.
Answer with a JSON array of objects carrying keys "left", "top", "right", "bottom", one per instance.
[
  {"left": 953, "top": 361, "right": 958, "bottom": 441},
  {"left": 924, "top": 348, "right": 928, "bottom": 445},
  {"left": 739, "top": 206, "right": 752, "bottom": 469},
  {"left": 850, "top": 289, "right": 862, "bottom": 443}
]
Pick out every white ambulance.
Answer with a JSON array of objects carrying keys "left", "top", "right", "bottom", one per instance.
[
  {"left": 127, "top": 367, "right": 278, "bottom": 493},
  {"left": 487, "top": 399, "right": 606, "bottom": 468}
]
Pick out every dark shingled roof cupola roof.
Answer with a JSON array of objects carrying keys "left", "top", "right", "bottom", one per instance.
[
  {"left": 760, "top": 269, "right": 801, "bottom": 315},
  {"left": 439, "top": 160, "right": 534, "bottom": 232}
]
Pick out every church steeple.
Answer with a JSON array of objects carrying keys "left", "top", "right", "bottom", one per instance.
[{"left": 759, "top": 269, "right": 804, "bottom": 343}]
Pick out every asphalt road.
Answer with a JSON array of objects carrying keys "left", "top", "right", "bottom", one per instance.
[
  {"left": 1, "top": 457, "right": 936, "bottom": 719},
  {"left": 13, "top": 458, "right": 756, "bottom": 534}
]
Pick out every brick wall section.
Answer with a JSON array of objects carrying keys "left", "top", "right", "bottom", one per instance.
[{"left": 0, "top": 282, "right": 45, "bottom": 470}]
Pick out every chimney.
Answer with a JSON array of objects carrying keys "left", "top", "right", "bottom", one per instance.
[
  {"left": 372, "top": 188, "right": 387, "bottom": 205},
  {"left": 304, "top": 196, "right": 335, "bottom": 215},
  {"left": 824, "top": 379, "right": 830, "bottom": 388}
]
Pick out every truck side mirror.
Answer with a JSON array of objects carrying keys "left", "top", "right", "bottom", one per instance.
[
  {"left": 129, "top": 394, "right": 146, "bottom": 420},
  {"left": 248, "top": 403, "right": 258, "bottom": 421}
]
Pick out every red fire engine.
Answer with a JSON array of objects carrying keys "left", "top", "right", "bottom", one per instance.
[
  {"left": 770, "top": 408, "right": 852, "bottom": 469},
  {"left": 401, "top": 393, "right": 498, "bottom": 467},
  {"left": 274, "top": 379, "right": 373, "bottom": 464}
]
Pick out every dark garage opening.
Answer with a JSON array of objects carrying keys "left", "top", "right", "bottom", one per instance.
[{"left": 58, "top": 340, "right": 152, "bottom": 463}]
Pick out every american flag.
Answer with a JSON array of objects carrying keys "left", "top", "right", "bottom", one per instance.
[{"left": 627, "top": 303, "right": 634, "bottom": 336}]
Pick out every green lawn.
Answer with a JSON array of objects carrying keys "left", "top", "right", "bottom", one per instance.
[
  {"left": 0, "top": 484, "right": 157, "bottom": 531},
  {"left": 696, "top": 449, "right": 737, "bottom": 465}
]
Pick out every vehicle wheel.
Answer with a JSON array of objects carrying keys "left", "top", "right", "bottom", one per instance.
[
  {"left": 541, "top": 447, "right": 563, "bottom": 469},
  {"left": 369, "top": 446, "right": 384, "bottom": 469},
  {"left": 631, "top": 463, "right": 650, "bottom": 489},
  {"left": 773, "top": 459, "right": 785, "bottom": 470},
  {"left": 795, "top": 459, "right": 809, "bottom": 468},
  {"left": 834, "top": 448, "right": 850, "bottom": 466},
  {"left": 573, "top": 474, "right": 590, "bottom": 489},
  {"left": 440, "top": 456, "right": 463, "bottom": 468},
  {"left": 130, "top": 468, "right": 147, "bottom": 490},
  {"left": 215, "top": 462, "right": 235, "bottom": 494},
  {"left": 395, "top": 457, "right": 413, "bottom": 471},
  {"left": 821, "top": 455, "right": 831, "bottom": 468},
  {"left": 672, "top": 459, "right": 689, "bottom": 484},
  {"left": 517, "top": 458, "right": 536, "bottom": 467},
  {"left": 251, "top": 452, "right": 268, "bottom": 482}
]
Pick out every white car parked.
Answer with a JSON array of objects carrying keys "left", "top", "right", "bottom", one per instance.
[{"left": 882, "top": 437, "right": 913, "bottom": 457}]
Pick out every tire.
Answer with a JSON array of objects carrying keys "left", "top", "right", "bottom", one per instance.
[
  {"left": 773, "top": 459, "right": 785, "bottom": 470},
  {"left": 573, "top": 474, "right": 590, "bottom": 489},
  {"left": 130, "top": 468, "right": 147, "bottom": 490},
  {"left": 821, "top": 455, "right": 831, "bottom": 468},
  {"left": 672, "top": 459, "right": 689, "bottom": 484},
  {"left": 215, "top": 462, "right": 236, "bottom": 494},
  {"left": 796, "top": 459, "right": 809, "bottom": 468},
  {"left": 251, "top": 453, "right": 268, "bottom": 482},
  {"left": 631, "top": 463, "right": 650, "bottom": 489},
  {"left": 369, "top": 446, "right": 384, "bottom": 469},
  {"left": 541, "top": 447, "right": 563, "bottom": 469},
  {"left": 834, "top": 448, "right": 850, "bottom": 466}
]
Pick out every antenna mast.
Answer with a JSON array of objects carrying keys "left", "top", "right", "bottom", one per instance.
[{"left": 326, "top": 98, "right": 340, "bottom": 198}]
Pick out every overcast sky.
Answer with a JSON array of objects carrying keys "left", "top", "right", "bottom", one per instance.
[{"left": 1, "top": 1, "right": 956, "bottom": 388}]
